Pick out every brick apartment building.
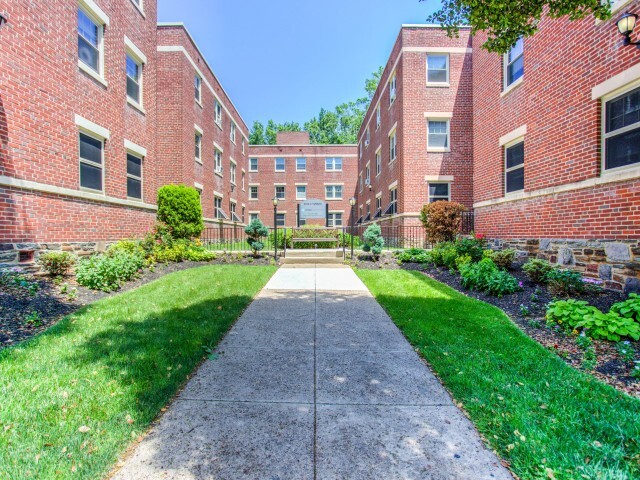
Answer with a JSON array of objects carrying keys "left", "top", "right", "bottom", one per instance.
[
  {"left": 355, "top": 25, "right": 474, "bottom": 228},
  {"left": 247, "top": 132, "right": 357, "bottom": 227}
]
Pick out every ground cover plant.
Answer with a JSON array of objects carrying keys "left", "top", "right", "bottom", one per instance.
[
  {"left": 357, "top": 269, "right": 640, "bottom": 480},
  {"left": 0, "top": 264, "right": 276, "bottom": 479}
]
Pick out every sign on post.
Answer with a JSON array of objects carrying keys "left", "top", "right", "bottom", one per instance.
[{"left": 299, "top": 199, "right": 326, "bottom": 224}]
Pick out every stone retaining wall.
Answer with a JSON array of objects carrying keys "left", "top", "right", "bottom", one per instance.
[{"left": 0, "top": 241, "right": 108, "bottom": 269}]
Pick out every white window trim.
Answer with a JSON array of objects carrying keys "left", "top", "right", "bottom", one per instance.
[
  {"left": 296, "top": 185, "right": 307, "bottom": 200},
  {"left": 376, "top": 103, "right": 381, "bottom": 129},
  {"left": 75, "top": 114, "right": 110, "bottom": 140},
  {"left": 426, "top": 53, "right": 450, "bottom": 87},
  {"left": 426, "top": 117, "right": 451, "bottom": 153},
  {"left": 230, "top": 122, "right": 237, "bottom": 144},
  {"left": 502, "top": 40, "right": 524, "bottom": 95},
  {"left": 389, "top": 72, "right": 397, "bottom": 107},
  {"left": 124, "top": 139, "right": 147, "bottom": 157},
  {"left": 125, "top": 36, "right": 146, "bottom": 112},
  {"left": 249, "top": 157, "right": 258, "bottom": 172},
  {"left": 128, "top": 0, "right": 145, "bottom": 16},
  {"left": 389, "top": 127, "right": 397, "bottom": 163},
  {"left": 504, "top": 137, "right": 525, "bottom": 196},
  {"left": 214, "top": 101, "right": 223, "bottom": 127},
  {"left": 78, "top": 130, "right": 105, "bottom": 194},
  {"left": 275, "top": 185, "right": 286, "bottom": 200},
  {"left": 427, "top": 181, "right": 451, "bottom": 203},
  {"left": 214, "top": 149, "right": 223, "bottom": 176},
  {"left": 325, "top": 184, "right": 344, "bottom": 200},
  {"left": 194, "top": 74, "right": 202, "bottom": 106},
  {"left": 275, "top": 158, "right": 286, "bottom": 172},
  {"left": 296, "top": 157, "right": 307, "bottom": 172},
  {"left": 499, "top": 125, "right": 527, "bottom": 146},
  {"left": 77, "top": 0, "right": 108, "bottom": 86},
  {"left": 325, "top": 157, "right": 343, "bottom": 172},
  {"left": 230, "top": 161, "right": 237, "bottom": 185},
  {"left": 126, "top": 150, "right": 144, "bottom": 201},
  {"left": 194, "top": 128, "right": 202, "bottom": 164}
]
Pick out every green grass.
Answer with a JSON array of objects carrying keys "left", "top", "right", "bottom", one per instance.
[
  {"left": 357, "top": 269, "right": 640, "bottom": 480},
  {"left": 0, "top": 264, "right": 276, "bottom": 479}
]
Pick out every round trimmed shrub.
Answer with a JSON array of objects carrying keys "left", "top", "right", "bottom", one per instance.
[{"left": 157, "top": 185, "right": 204, "bottom": 240}]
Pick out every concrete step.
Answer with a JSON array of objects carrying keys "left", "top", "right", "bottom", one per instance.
[
  {"left": 282, "top": 256, "right": 344, "bottom": 265},
  {"left": 285, "top": 249, "right": 343, "bottom": 259}
]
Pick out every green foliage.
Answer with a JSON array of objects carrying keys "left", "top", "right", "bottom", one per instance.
[
  {"left": 338, "top": 232, "right": 361, "bottom": 248},
  {"left": 75, "top": 251, "right": 145, "bottom": 292},
  {"left": 244, "top": 218, "right": 269, "bottom": 256},
  {"left": 616, "top": 342, "right": 636, "bottom": 363},
  {"left": 156, "top": 185, "right": 204, "bottom": 240},
  {"left": 426, "top": 0, "right": 611, "bottom": 53},
  {"left": 610, "top": 294, "right": 640, "bottom": 323},
  {"left": 36, "top": 251, "right": 76, "bottom": 276},
  {"left": 490, "top": 248, "right": 517, "bottom": 270},
  {"left": 248, "top": 120, "right": 266, "bottom": 145},
  {"left": 522, "top": 258, "right": 554, "bottom": 284},
  {"left": 546, "top": 299, "right": 598, "bottom": 331},
  {"left": 459, "top": 257, "right": 521, "bottom": 297},
  {"left": 107, "top": 240, "right": 146, "bottom": 258},
  {"left": 362, "top": 223, "right": 384, "bottom": 258},
  {"left": 396, "top": 248, "right": 431, "bottom": 264},
  {"left": 151, "top": 240, "right": 216, "bottom": 263},
  {"left": 420, "top": 201, "right": 467, "bottom": 243},
  {"left": 546, "top": 268, "right": 585, "bottom": 296},
  {"left": 429, "top": 242, "right": 458, "bottom": 269},
  {"left": 455, "top": 253, "right": 472, "bottom": 271},
  {"left": 454, "top": 237, "right": 484, "bottom": 262},
  {"left": 24, "top": 311, "right": 42, "bottom": 327}
]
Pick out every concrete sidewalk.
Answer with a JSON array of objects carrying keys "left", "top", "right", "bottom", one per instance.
[{"left": 113, "top": 266, "right": 511, "bottom": 480}]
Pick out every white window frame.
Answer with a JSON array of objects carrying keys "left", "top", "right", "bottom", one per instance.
[
  {"left": 214, "top": 196, "right": 224, "bottom": 219},
  {"left": 375, "top": 146, "right": 382, "bottom": 176},
  {"left": 296, "top": 157, "right": 307, "bottom": 172},
  {"left": 230, "top": 160, "right": 237, "bottom": 185},
  {"left": 241, "top": 170, "right": 246, "bottom": 191},
  {"left": 75, "top": 115, "right": 109, "bottom": 194},
  {"left": 195, "top": 74, "right": 202, "bottom": 104},
  {"left": 601, "top": 81, "right": 640, "bottom": 174},
  {"left": 275, "top": 157, "right": 285, "bottom": 172},
  {"left": 359, "top": 173, "right": 363, "bottom": 193},
  {"left": 428, "top": 182, "right": 451, "bottom": 203},
  {"left": 230, "top": 122, "right": 236, "bottom": 144},
  {"left": 327, "top": 212, "right": 343, "bottom": 228},
  {"left": 126, "top": 151, "right": 144, "bottom": 201},
  {"left": 249, "top": 157, "right": 258, "bottom": 172},
  {"left": 389, "top": 128, "right": 397, "bottom": 163},
  {"left": 503, "top": 38, "right": 524, "bottom": 93},
  {"left": 194, "top": 128, "right": 202, "bottom": 164},
  {"left": 77, "top": 1, "right": 108, "bottom": 86},
  {"left": 275, "top": 185, "right": 286, "bottom": 200},
  {"left": 504, "top": 138, "right": 525, "bottom": 195},
  {"left": 365, "top": 127, "right": 370, "bottom": 147},
  {"left": 325, "top": 184, "right": 343, "bottom": 200},
  {"left": 214, "top": 100, "right": 223, "bottom": 127},
  {"left": 214, "top": 148, "right": 223, "bottom": 175},
  {"left": 78, "top": 130, "right": 105, "bottom": 193},
  {"left": 296, "top": 185, "right": 307, "bottom": 200},
  {"left": 249, "top": 185, "right": 259, "bottom": 200},
  {"left": 325, "top": 157, "right": 343, "bottom": 171},
  {"left": 388, "top": 187, "right": 398, "bottom": 215},
  {"left": 124, "top": 36, "right": 146, "bottom": 111},
  {"left": 426, "top": 118, "right": 451, "bottom": 152},
  {"left": 129, "top": 0, "right": 144, "bottom": 15},
  {"left": 426, "top": 54, "right": 450, "bottom": 86},
  {"left": 376, "top": 103, "right": 381, "bottom": 129},
  {"left": 365, "top": 162, "right": 371, "bottom": 186},
  {"left": 389, "top": 73, "right": 397, "bottom": 105}
]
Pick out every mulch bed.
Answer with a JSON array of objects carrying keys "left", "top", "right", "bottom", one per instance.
[{"left": 0, "top": 253, "right": 275, "bottom": 350}]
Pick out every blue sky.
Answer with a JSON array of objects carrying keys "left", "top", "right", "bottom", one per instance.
[{"left": 158, "top": 0, "right": 441, "bottom": 129}]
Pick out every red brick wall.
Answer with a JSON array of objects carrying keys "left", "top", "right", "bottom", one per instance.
[
  {"left": 247, "top": 143, "right": 358, "bottom": 227},
  {"left": 0, "top": 0, "right": 158, "bottom": 243}
]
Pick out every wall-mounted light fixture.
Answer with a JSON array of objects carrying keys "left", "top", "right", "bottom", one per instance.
[
  {"left": 617, "top": 12, "right": 639, "bottom": 46},
  {"left": 0, "top": 12, "right": 8, "bottom": 31}
]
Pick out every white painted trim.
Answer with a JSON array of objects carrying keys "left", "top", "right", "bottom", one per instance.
[
  {"left": 499, "top": 125, "right": 527, "bottom": 146},
  {"left": 78, "top": 0, "right": 109, "bottom": 25},
  {"left": 425, "top": 175, "right": 454, "bottom": 182},
  {"left": 591, "top": 62, "right": 640, "bottom": 100},
  {"left": 501, "top": 76, "right": 523, "bottom": 98},
  {"left": 229, "top": 157, "right": 236, "bottom": 165},
  {"left": 323, "top": 182, "right": 345, "bottom": 185},
  {"left": 388, "top": 180, "right": 398, "bottom": 190},
  {"left": 388, "top": 122, "right": 398, "bottom": 136},
  {"left": 274, "top": 183, "right": 287, "bottom": 186},
  {"left": 375, "top": 144, "right": 382, "bottom": 154},
  {"left": 248, "top": 183, "right": 260, "bottom": 186},
  {"left": 474, "top": 166, "right": 640, "bottom": 209},
  {"left": 248, "top": 154, "right": 357, "bottom": 158},
  {"left": 157, "top": 45, "right": 249, "bottom": 141},
  {"left": 78, "top": 61, "right": 108, "bottom": 87},
  {"left": 0, "top": 175, "right": 156, "bottom": 210},
  {"left": 250, "top": 144, "right": 357, "bottom": 148},
  {"left": 194, "top": 123, "right": 203, "bottom": 135},
  {"left": 213, "top": 141, "right": 224, "bottom": 152},
  {"left": 213, "top": 190, "right": 223, "bottom": 198},
  {"left": 194, "top": 182, "right": 203, "bottom": 190},
  {"left": 424, "top": 112, "right": 453, "bottom": 118},
  {"left": 404, "top": 46, "right": 472, "bottom": 54},
  {"left": 127, "top": 98, "right": 146, "bottom": 114},
  {"left": 124, "top": 35, "right": 147, "bottom": 64},
  {"left": 124, "top": 139, "right": 147, "bottom": 157},
  {"left": 295, "top": 182, "right": 308, "bottom": 186},
  {"left": 75, "top": 114, "right": 110, "bottom": 139},
  {"left": 248, "top": 210, "right": 260, "bottom": 214},
  {"left": 128, "top": 0, "right": 145, "bottom": 17},
  {"left": 401, "top": 24, "right": 470, "bottom": 29}
]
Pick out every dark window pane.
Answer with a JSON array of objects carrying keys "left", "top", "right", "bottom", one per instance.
[
  {"left": 80, "top": 162, "right": 102, "bottom": 190},
  {"left": 506, "top": 142, "right": 524, "bottom": 169},
  {"left": 506, "top": 167, "right": 525, "bottom": 193},
  {"left": 606, "top": 128, "right": 640, "bottom": 170},
  {"left": 78, "top": 36, "right": 99, "bottom": 72},
  {"left": 507, "top": 55, "right": 523, "bottom": 85},
  {"left": 127, "top": 154, "right": 142, "bottom": 177},
  {"left": 127, "top": 177, "right": 141, "bottom": 199},
  {"left": 127, "top": 77, "right": 140, "bottom": 103},
  {"left": 429, "top": 183, "right": 449, "bottom": 197},
  {"left": 79, "top": 133, "right": 102, "bottom": 164},
  {"left": 606, "top": 87, "right": 640, "bottom": 133}
]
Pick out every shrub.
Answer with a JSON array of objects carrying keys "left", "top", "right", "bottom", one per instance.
[
  {"left": 576, "top": 311, "right": 640, "bottom": 342},
  {"left": 430, "top": 242, "right": 458, "bottom": 269},
  {"left": 76, "top": 251, "right": 145, "bottom": 292},
  {"left": 338, "top": 232, "right": 361, "bottom": 249},
  {"left": 546, "top": 268, "right": 585, "bottom": 296},
  {"left": 490, "top": 249, "right": 517, "bottom": 270},
  {"left": 37, "top": 251, "right": 76, "bottom": 276},
  {"left": 107, "top": 240, "right": 146, "bottom": 258},
  {"left": 245, "top": 219, "right": 269, "bottom": 256},
  {"left": 151, "top": 239, "right": 216, "bottom": 263},
  {"left": 455, "top": 254, "right": 472, "bottom": 271},
  {"left": 157, "top": 185, "right": 204, "bottom": 239},
  {"left": 610, "top": 293, "right": 640, "bottom": 323},
  {"left": 522, "top": 258, "right": 554, "bottom": 284},
  {"left": 396, "top": 248, "right": 431, "bottom": 264},
  {"left": 454, "top": 237, "right": 484, "bottom": 263},
  {"left": 362, "top": 223, "right": 384, "bottom": 258},
  {"left": 269, "top": 228, "right": 293, "bottom": 249},
  {"left": 546, "top": 299, "right": 598, "bottom": 331},
  {"left": 419, "top": 201, "right": 467, "bottom": 243},
  {"left": 459, "top": 257, "right": 521, "bottom": 297}
]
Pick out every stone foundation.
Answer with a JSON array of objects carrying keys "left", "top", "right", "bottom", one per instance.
[
  {"left": 0, "top": 241, "right": 109, "bottom": 269},
  {"left": 490, "top": 238, "right": 640, "bottom": 293}
]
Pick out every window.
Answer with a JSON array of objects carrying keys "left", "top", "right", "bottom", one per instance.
[
  {"left": 296, "top": 157, "right": 307, "bottom": 171},
  {"left": 325, "top": 185, "right": 343, "bottom": 200},
  {"left": 250, "top": 213, "right": 259, "bottom": 222},
  {"left": 325, "top": 157, "right": 343, "bottom": 171},
  {"left": 504, "top": 38, "right": 524, "bottom": 89},
  {"left": 389, "top": 73, "right": 397, "bottom": 105},
  {"left": 365, "top": 163, "right": 370, "bottom": 186},
  {"left": 275, "top": 185, "right": 285, "bottom": 200},
  {"left": 242, "top": 138, "right": 245, "bottom": 154},
  {"left": 365, "top": 127, "right": 370, "bottom": 147},
  {"left": 604, "top": 86, "right": 640, "bottom": 171},
  {"left": 427, "top": 54, "right": 449, "bottom": 84},
  {"left": 230, "top": 202, "right": 241, "bottom": 222},
  {"left": 386, "top": 188, "right": 398, "bottom": 215},
  {"left": 195, "top": 75, "right": 202, "bottom": 103},
  {"left": 195, "top": 132, "right": 202, "bottom": 162},
  {"left": 214, "top": 101, "right": 222, "bottom": 126},
  {"left": 376, "top": 104, "right": 381, "bottom": 129},
  {"left": 389, "top": 131, "right": 397, "bottom": 162},
  {"left": 249, "top": 157, "right": 258, "bottom": 172},
  {"left": 428, "top": 183, "right": 450, "bottom": 203},
  {"left": 230, "top": 162, "right": 236, "bottom": 185},
  {"left": 375, "top": 196, "right": 382, "bottom": 217},
  {"left": 241, "top": 171, "right": 245, "bottom": 190},
  {"left": 230, "top": 122, "right": 236, "bottom": 143},
  {"left": 214, "top": 196, "right": 228, "bottom": 220},
  {"left": 359, "top": 173, "right": 363, "bottom": 193},
  {"left": 126, "top": 152, "right": 143, "bottom": 200},
  {"left": 275, "top": 157, "right": 285, "bottom": 171},
  {"left": 327, "top": 213, "right": 343, "bottom": 227},
  {"left": 427, "top": 120, "right": 450, "bottom": 151},
  {"left": 78, "top": 8, "right": 103, "bottom": 75},
  {"left": 249, "top": 186, "right": 258, "bottom": 200},
  {"left": 79, "top": 132, "right": 103, "bottom": 191},
  {"left": 296, "top": 185, "right": 307, "bottom": 200},
  {"left": 126, "top": 54, "right": 142, "bottom": 105},
  {"left": 505, "top": 141, "right": 525, "bottom": 194},
  {"left": 376, "top": 149, "right": 382, "bottom": 176},
  {"left": 214, "top": 149, "right": 222, "bottom": 174},
  {"left": 275, "top": 213, "right": 286, "bottom": 227}
]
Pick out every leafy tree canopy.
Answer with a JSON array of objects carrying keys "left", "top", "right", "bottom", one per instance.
[
  {"left": 424, "top": 0, "right": 611, "bottom": 53},
  {"left": 249, "top": 67, "right": 383, "bottom": 145}
]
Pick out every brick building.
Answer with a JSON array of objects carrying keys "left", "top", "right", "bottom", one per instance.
[
  {"left": 355, "top": 25, "right": 474, "bottom": 228},
  {"left": 247, "top": 132, "right": 357, "bottom": 227}
]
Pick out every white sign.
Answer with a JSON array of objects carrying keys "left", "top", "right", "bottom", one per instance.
[{"left": 300, "top": 199, "right": 326, "bottom": 220}]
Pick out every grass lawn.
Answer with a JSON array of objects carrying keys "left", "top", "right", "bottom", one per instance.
[
  {"left": 0, "top": 264, "right": 276, "bottom": 479},
  {"left": 357, "top": 269, "right": 640, "bottom": 480}
]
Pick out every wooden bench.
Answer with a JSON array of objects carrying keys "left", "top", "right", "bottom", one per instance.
[{"left": 291, "top": 237, "right": 339, "bottom": 247}]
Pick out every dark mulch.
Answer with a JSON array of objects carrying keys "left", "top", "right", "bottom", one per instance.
[
  {"left": 0, "top": 253, "right": 275, "bottom": 350},
  {"left": 350, "top": 251, "right": 401, "bottom": 270}
]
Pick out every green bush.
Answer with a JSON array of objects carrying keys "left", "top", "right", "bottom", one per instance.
[
  {"left": 546, "top": 299, "right": 598, "bottom": 331},
  {"left": 157, "top": 185, "right": 204, "bottom": 239},
  {"left": 338, "top": 232, "right": 361, "bottom": 248},
  {"left": 37, "top": 251, "right": 76, "bottom": 276},
  {"left": 76, "top": 251, "right": 145, "bottom": 292},
  {"left": 610, "top": 294, "right": 640, "bottom": 323},
  {"left": 490, "top": 248, "right": 517, "bottom": 270},
  {"left": 362, "top": 223, "right": 384, "bottom": 258},
  {"left": 396, "top": 248, "right": 431, "bottom": 264},
  {"left": 455, "top": 254, "right": 472, "bottom": 271},
  {"left": 107, "top": 240, "right": 146, "bottom": 258},
  {"left": 244, "top": 219, "right": 269, "bottom": 256},
  {"left": 522, "top": 258, "right": 554, "bottom": 284},
  {"left": 454, "top": 237, "right": 484, "bottom": 263},
  {"left": 459, "top": 257, "right": 521, "bottom": 297},
  {"left": 151, "top": 239, "right": 216, "bottom": 263},
  {"left": 430, "top": 242, "right": 458, "bottom": 269},
  {"left": 546, "top": 268, "right": 584, "bottom": 296}
]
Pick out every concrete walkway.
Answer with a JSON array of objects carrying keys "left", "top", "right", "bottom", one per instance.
[{"left": 113, "top": 266, "right": 512, "bottom": 480}]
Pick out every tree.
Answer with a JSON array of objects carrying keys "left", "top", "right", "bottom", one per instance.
[
  {"left": 420, "top": 201, "right": 466, "bottom": 243},
  {"left": 424, "top": 0, "right": 611, "bottom": 53},
  {"left": 362, "top": 223, "right": 384, "bottom": 260},
  {"left": 249, "top": 120, "right": 266, "bottom": 145},
  {"left": 245, "top": 218, "right": 269, "bottom": 257},
  {"left": 365, "top": 66, "right": 384, "bottom": 100}
]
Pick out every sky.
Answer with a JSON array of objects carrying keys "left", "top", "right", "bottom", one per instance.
[{"left": 157, "top": 0, "right": 441, "bottom": 130}]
